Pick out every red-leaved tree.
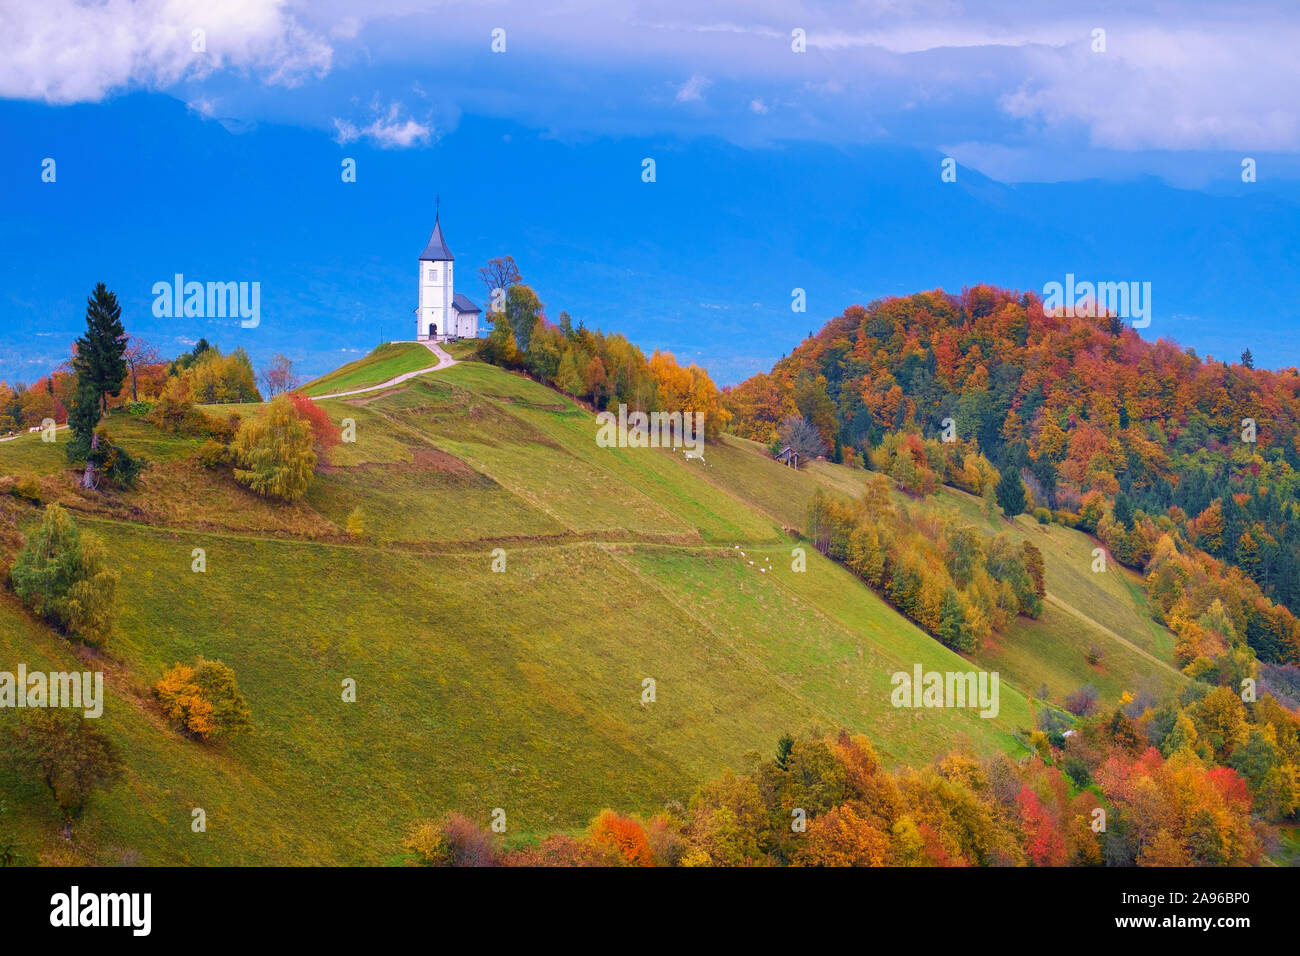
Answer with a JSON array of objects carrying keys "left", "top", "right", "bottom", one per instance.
[{"left": 288, "top": 392, "right": 340, "bottom": 464}]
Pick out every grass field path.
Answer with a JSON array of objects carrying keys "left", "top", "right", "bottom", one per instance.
[
  {"left": 315, "top": 341, "right": 456, "bottom": 399},
  {"left": 0, "top": 423, "right": 67, "bottom": 444},
  {"left": 1044, "top": 592, "right": 1184, "bottom": 680}
]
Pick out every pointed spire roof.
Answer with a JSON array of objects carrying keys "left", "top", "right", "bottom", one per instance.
[{"left": 419, "top": 200, "right": 453, "bottom": 261}]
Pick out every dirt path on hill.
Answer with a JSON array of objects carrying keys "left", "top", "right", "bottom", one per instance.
[
  {"left": 0, "top": 423, "right": 68, "bottom": 443},
  {"left": 1044, "top": 592, "right": 1185, "bottom": 680},
  {"left": 314, "top": 341, "right": 457, "bottom": 399}
]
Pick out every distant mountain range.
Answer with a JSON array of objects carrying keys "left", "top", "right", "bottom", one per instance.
[{"left": 2, "top": 96, "right": 1297, "bottom": 388}]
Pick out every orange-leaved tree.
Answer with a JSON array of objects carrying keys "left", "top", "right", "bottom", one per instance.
[{"left": 590, "top": 809, "right": 655, "bottom": 866}]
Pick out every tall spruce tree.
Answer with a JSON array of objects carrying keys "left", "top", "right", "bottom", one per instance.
[
  {"left": 73, "top": 284, "right": 128, "bottom": 414},
  {"left": 995, "top": 462, "right": 1027, "bottom": 518},
  {"left": 65, "top": 375, "right": 101, "bottom": 468},
  {"left": 1113, "top": 491, "right": 1135, "bottom": 530},
  {"left": 66, "top": 284, "right": 138, "bottom": 489}
]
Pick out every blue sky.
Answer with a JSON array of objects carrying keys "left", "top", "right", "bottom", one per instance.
[{"left": 1, "top": 1, "right": 1297, "bottom": 386}]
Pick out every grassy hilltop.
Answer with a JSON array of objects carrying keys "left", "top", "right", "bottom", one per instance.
[{"left": 0, "top": 343, "right": 1181, "bottom": 864}]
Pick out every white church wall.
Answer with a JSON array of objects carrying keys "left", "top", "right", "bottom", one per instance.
[
  {"left": 444, "top": 263, "right": 454, "bottom": 336},
  {"left": 418, "top": 261, "right": 448, "bottom": 339}
]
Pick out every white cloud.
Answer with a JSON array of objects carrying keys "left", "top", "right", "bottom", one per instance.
[
  {"left": 674, "top": 74, "right": 711, "bottom": 103},
  {"left": 5, "top": 1, "right": 1299, "bottom": 174},
  {"left": 187, "top": 97, "right": 216, "bottom": 117},
  {"left": 997, "top": 25, "right": 1300, "bottom": 152},
  {"left": 333, "top": 102, "right": 433, "bottom": 148},
  {"left": 0, "top": 0, "right": 332, "bottom": 103}
]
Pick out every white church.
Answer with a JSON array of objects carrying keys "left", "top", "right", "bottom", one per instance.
[{"left": 415, "top": 208, "right": 482, "bottom": 342}]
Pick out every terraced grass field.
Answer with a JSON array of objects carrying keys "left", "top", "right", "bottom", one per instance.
[{"left": 0, "top": 347, "right": 1185, "bottom": 864}]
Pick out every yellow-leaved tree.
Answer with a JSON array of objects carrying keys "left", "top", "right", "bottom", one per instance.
[
  {"left": 648, "top": 349, "right": 731, "bottom": 441},
  {"left": 154, "top": 658, "right": 252, "bottom": 741},
  {"left": 232, "top": 393, "right": 317, "bottom": 501}
]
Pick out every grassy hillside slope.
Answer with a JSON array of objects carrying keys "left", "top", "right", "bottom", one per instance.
[
  {"left": 0, "top": 349, "right": 1181, "bottom": 864},
  {"left": 300, "top": 341, "right": 440, "bottom": 397},
  {"left": 691, "top": 434, "right": 1186, "bottom": 704}
]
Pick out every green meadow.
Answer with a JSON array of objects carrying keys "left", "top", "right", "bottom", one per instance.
[
  {"left": 0, "top": 348, "right": 1184, "bottom": 864},
  {"left": 301, "top": 341, "right": 440, "bottom": 397}
]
